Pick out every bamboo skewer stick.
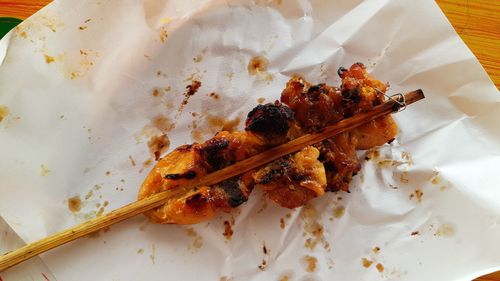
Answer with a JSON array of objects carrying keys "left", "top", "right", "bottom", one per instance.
[{"left": 0, "top": 90, "right": 424, "bottom": 272}]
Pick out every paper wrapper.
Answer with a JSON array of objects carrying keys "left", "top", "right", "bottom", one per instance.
[{"left": 1, "top": 0, "right": 499, "bottom": 280}]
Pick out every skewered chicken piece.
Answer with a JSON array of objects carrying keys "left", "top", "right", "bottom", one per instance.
[{"left": 138, "top": 63, "right": 398, "bottom": 224}]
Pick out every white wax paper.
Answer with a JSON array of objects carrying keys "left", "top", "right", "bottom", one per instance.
[{"left": 1, "top": 0, "right": 500, "bottom": 280}]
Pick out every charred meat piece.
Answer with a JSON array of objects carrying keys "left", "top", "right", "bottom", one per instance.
[
  {"left": 138, "top": 63, "right": 399, "bottom": 224},
  {"left": 315, "top": 133, "right": 361, "bottom": 192},
  {"left": 254, "top": 146, "right": 326, "bottom": 209},
  {"left": 245, "top": 101, "right": 297, "bottom": 144}
]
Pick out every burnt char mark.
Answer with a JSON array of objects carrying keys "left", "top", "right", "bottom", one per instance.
[
  {"left": 307, "top": 84, "right": 324, "bottom": 102},
  {"left": 337, "top": 66, "right": 348, "bottom": 78},
  {"left": 245, "top": 103, "right": 294, "bottom": 139},
  {"left": 200, "top": 138, "right": 231, "bottom": 170},
  {"left": 176, "top": 144, "right": 193, "bottom": 151},
  {"left": 291, "top": 173, "right": 307, "bottom": 182},
  {"left": 341, "top": 87, "right": 361, "bottom": 103},
  {"left": 185, "top": 192, "right": 208, "bottom": 211},
  {"left": 257, "top": 170, "right": 277, "bottom": 185},
  {"left": 164, "top": 170, "right": 197, "bottom": 180},
  {"left": 256, "top": 157, "right": 291, "bottom": 184},
  {"left": 219, "top": 179, "right": 247, "bottom": 207}
]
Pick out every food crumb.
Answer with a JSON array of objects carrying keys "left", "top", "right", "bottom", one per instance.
[
  {"left": 223, "top": 220, "right": 233, "bottom": 240},
  {"left": 208, "top": 92, "right": 220, "bottom": 100},
  {"left": 137, "top": 248, "right": 144, "bottom": 254},
  {"left": 40, "top": 164, "right": 51, "bottom": 176},
  {"left": 409, "top": 188, "right": 423, "bottom": 203},
  {"left": 373, "top": 246, "right": 380, "bottom": 254},
  {"left": 68, "top": 196, "right": 82, "bottom": 212},
  {"left": 258, "top": 259, "right": 267, "bottom": 270},
  {"left": 303, "top": 255, "right": 317, "bottom": 272},
  {"left": 78, "top": 25, "right": 87, "bottom": 30},
  {"left": 411, "top": 231, "right": 420, "bottom": 236},
  {"left": 279, "top": 218, "right": 285, "bottom": 229},
  {"left": 262, "top": 242, "right": 269, "bottom": 255},
  {"left": 105, "top": 171, "right": 111, "bottom": 176},
  {"left": 376, "top": 263, "right": 385, "bottom": 272},
  {"left": 361, "top": 258, "right": 373, "bottom": 268},
  {"left": 257, "top": 97, "right": 266, "bottom": 104},
  {"left": 44, "top": 54, "right": 55, "bottom": 64},
  {"left": 159, "top": 26, "right": 168, "bottom": 43}
]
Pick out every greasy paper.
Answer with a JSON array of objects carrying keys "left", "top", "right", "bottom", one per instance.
[{"left": 1, "top": 0, "right": 500, "bottom": 280}]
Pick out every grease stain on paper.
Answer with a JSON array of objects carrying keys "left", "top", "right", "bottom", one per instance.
[
  {"left": 301, "top": 204, "right": 329, "bottom": 252},
  {"left": 0, "top": 106, "right": 9, "bottom": 123},
  {"left": 303, "top": 255, "right": 318, "bottom": 272},
  {"left": 40, "top": 164, "right": 51, "bottom": 176},
  {"left": 186, "top": 227, "right": 203, "bottom": 252},
  {"left": 223, "top": 220, "right": 234, "bottom": 240}
]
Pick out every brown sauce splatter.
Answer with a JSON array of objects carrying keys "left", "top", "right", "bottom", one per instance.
[
  {"left": 0, "top": 106, "right": 10, "bottom": 123},
  {"left": 151, "top": 116, "right": 175, "bottom": 133},
  {"left": 68, "top": 196, "right": 82, "bottom": 212},
  {"left": 248, "top": 56, "right": 269, "bottom": 75},
  {"left": 78, "top": 25, "right": 87, "bottom": 30},
  {"left": 223, "top": 220, "right": 233, "bottom": 240},
  {"left": 208, "top": 92, "right": 220, "bottom": 100},
  {"left": 179, "top": 80, "right": 202, "bottom": 111},
  {"left": 411, "top": 231, "right": 420, "bottom": 236},
  {"left": 147, "top": 134, "right": 170, "bottom": 160},
  {"left": 399, "top": 171, "right": 409, "bottom": 183},
  {"left": 191, "top": 129, "right": 204, "bottom": 143},
  {"left": 152, "top": 88, "right": 163, "bottom": 97},
  {"left": 373, "top": 246, "right": 380, "bottom": 254},
  {"left": 105, "top": 171, "right": 111, "bottom": 176},
  {"left": 303, "top": 255, "right": 318, "bottom": 272},
  {"left": 376, "top": 263, "right": 385, "bottom": 272},
  {"left": 279, "top": 218, "right": 285, "bottom": 229},
  {"left": 207, "top": 115, "right": 241, "bottom": 132},
  {"left": 361, "top": 258, "right": 373, "bottom": 268},
  {"left": 409, "top": 188, "right": 423, "bottom": 203}
]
